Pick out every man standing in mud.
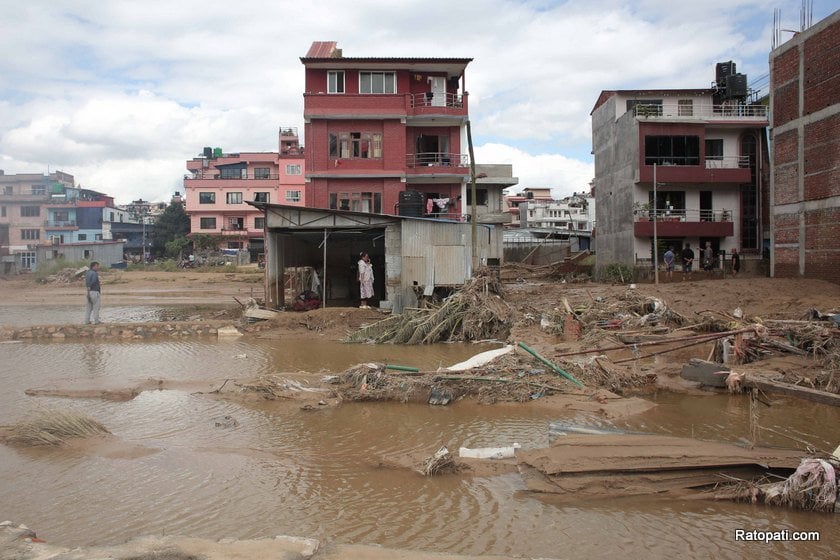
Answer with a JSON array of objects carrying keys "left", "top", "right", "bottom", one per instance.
[
  {"left": 681, "top": 243, "right": 694, "bottom": 281},
  {"left": 84, "top": 261, "right": 101, "bottom": 324}
]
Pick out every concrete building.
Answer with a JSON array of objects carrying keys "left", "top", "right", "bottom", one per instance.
[
  {"left": 769, "top": 9, "right": 840, "bottom": 282},
  {"left": 301, "top": 41, "right": 483, "bottom": 220},
  {"left": 258, "top": 204, "right": 502, "bottom": 312},
  {"left": 184, "top": 128, "right": 305, "bottom": 260},
  {"left": 1, "top": 170, "right": 129, "bottom": 271},
  {"left": 591, "top": 63, "right": 769, "bottom": 274}
]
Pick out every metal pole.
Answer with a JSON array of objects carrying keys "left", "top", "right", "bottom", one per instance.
[
  {"left": 142, "top": 212, "right": 146, "bottom": 269},
  {"left": 322, "top": 228, "right": 327, "bottom": 309},
  {"left": 466, "top": 119, "right": 477, "bottom": 271},
  {"left": 653, "top": 163, "right": 658, "bottom": 285}
]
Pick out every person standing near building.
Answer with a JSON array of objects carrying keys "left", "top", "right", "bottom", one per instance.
[
  {"left": 702, "top": 242, "right": 714, "bottom": 274},
  {"left": 681, "top": 243, "right": 694, "bottom": 281},
  {"left": 357, "top": 252, "right": 374, "bottom": 309},
  {"left": 663, "top": 245, "right": 675, "bottom": 282},
  {"left": 731, "top": 248, "right": 741, "bottom": 277},
  {"left": 84, "top": 261, "right": 102, "bottom": 324}
]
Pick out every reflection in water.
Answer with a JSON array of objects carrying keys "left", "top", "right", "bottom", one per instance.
[{"left": 0, "top": 339, "right": 838, "bottom": 559}]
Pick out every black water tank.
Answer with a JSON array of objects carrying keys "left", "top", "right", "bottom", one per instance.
[
  {"left": 716, "top": 61, "right": 736, "bottom": 84},
  {"left": 725, "top": 74, "right": 748, "bottom": 98},
  {"left": 203, "top": 147, "right": 212, "bottom": 158},
  {"left": 399, "top": 190, "right": 424, "bottom": 217}
]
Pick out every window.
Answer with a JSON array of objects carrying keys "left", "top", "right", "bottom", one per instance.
[
  {"left": 644, "top": 135, "right": 700, "bottom": 165},
  {"left": 678, "top": 99, "right": 694, "bottom": 116},
  {"left": 465, "top": 188, "right": 488, "bottom": 206},
  {"left": 285, "top": 164, "right": 301, "bottom": 175},
  {"left": 328, "top": 192, "right": 381, "bottom": 213},
  {"left": 21, "top": 229, "right": 40, "bottom": 240},
  {"left": 95, "top": 234, "right": 102, "bottom": 241},
  {"left": 705, "top": 139, "right": 724, "bottom": 160},
  {"left": 200, "top": 217, "right": 217, "bottom": 229},
  {"left": 31, "top": 184, "right": 46, "bottom": 195},
  {"left": 21, "top": 206, "right": 40, "bottom": 217},
  {"left": 78, "top": 234, "right": 87, "bottom": 241},
  {"left": 254, "top": 217, "right": 265, "bottom": 229},
  {"left": 227, "top": 217, "right": 244, "bottom": 230},
  {"left": 20, "top": 252, "right": 36, "bottom": 270},
  {"left": 1, "top": 206, "right": 5, "bottom": 217},
  {"left": 109, "top": 211, "right": 115, "bottom": 221},
  {"left": 226, "top": 192, "right": 243, "bottom": 204},
  {"left": 53, "top": 210, "right": 69, "bottom": 222},
  {"left": 627, "top": 99, "right": 663, "bottom": 116},
  {"left": 3, "top": 186, "right": 12, "bottom": 195},
  {"left": 254, "top": 167, "right": 271, "bottom": 179},
  {"left": 285, "top": 190, "right": 301, "bottom": 202},
  {"left": 199, "top": 192, "right": 216, "bottom": 204},
  {"left": 328, "top": 70, "right": 345, "bottom": 94},
  {"left": 254, "top": 192, "right": 270, "bottom": 203},
  {"left": 359, "top": 71, "right": 396, "bottom": 94},
  {"left": 220, "top": 167, "right": 246, "bottom": 179},
  {"left": 329, "top": 132, "right": 383, "bottom": 159}
]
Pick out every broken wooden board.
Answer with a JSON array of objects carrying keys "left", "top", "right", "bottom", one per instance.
[
  {"left": 743, "top": 375, "right": 840, "bottom": 407},
  {"left": 680, "top": 358, "right": 729, "bottom": 388},
  {"left": 517, "top": 433, "right": 803, "bottom": 501}
]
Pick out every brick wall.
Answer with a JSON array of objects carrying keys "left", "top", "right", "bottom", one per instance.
[{"left": 803, "top": 18, "right": 840, "bottom": 115}]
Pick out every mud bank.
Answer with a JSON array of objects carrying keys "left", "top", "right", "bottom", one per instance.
[
  {"left": 1, "top": 521, "right": 532, "bottom": 560},
  {"left": 0, "top": 321, "right": 237, "bottom": 341}
]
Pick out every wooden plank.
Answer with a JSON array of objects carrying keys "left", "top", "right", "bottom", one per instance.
[{"left": 744, "top": 376, "right": 840, "bottom": 407}]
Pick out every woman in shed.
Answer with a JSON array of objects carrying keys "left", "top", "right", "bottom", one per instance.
[{"left": 357, "top": 252, "right": 374, "bottom": 309}]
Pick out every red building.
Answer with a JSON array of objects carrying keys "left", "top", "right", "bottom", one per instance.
[{"left": 300, "top": 41, "right": 472, "bottom": 218}]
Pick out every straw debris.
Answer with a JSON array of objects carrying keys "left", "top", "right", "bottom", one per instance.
[{"left": 5, "top": 410, "right": 110, "bottom": 446}]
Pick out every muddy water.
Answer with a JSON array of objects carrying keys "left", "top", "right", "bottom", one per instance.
[{"left": 1, "top": 338, "right": 838, "bottom": 559}]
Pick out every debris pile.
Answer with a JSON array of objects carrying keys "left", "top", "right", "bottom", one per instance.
[
  {"left": 421, "top": 446, "right": 459, "bottom": 476},
  {"left": 345, "top": 268, "right": 513, "bottom": 344},
  {"left": 36, "top": 267, "right": 87, "bottom": 284}
]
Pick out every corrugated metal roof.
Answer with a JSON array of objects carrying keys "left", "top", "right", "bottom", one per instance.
[{"left": 306, "top": 41, "right": 338, "bottom": 58}]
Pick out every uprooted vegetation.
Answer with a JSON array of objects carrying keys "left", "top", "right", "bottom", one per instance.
[
  {"left": 1, "top": 410, "right": 110, "bottom": 446},
  {"left": 345, "top": 269, "right": 513, "bottom": 344}
]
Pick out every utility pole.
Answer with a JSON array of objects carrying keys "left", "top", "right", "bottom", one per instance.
[
  {"left": 466, "top": 119, "right": 477, "bottom": 271},
  {"left": 653, "top": 163, "right": 659, "bottom": 285}
]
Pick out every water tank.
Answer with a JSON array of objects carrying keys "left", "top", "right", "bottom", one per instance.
[
  {"left": 213, "top": 147, "right": 223, "bottom": 158},
  {"left": 725, "top": 74, "right": 748, "bottom": 98},
  {"left": 716, "top": 61, "right": 736, "bottom": 85},
  {"left": 398, "top": 190, "right": 424, "bottom": 217},
  {"left": 203, "top": 147, "right": 212, "bottom": 158}
]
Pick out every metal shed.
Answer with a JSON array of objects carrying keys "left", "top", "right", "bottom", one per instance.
[{"left": 254, "top": 203, "right": 501, "bottom": 312}]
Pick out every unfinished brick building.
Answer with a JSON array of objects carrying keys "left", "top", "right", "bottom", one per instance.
[{"left": 769, "top": 9, "right": 840, "bottom": 282}]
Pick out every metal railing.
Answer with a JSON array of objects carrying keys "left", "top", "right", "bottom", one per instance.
[
  {"left": 633, "top": 208, "right": 733, "bottom": 222},
  {"left": 644, "top": 155, "right": 751, "bottom": 167},
  {"left": 409, "top": 92, "right": 464, "bottom": 109},
  {"left": 406, "top": 152, "right": 469, "bottom": 168},
  {"left": 632, "top": 103, "right": 767, "bottom": 118},
  {"left": 44, "top": 220, "right": 77, "bottom": 227}
]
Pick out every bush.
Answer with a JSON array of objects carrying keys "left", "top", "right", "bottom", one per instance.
[
  {"left": 602, "top": 262, "right": 634, "bottom": 284},
  {"left": 32, "top": 258, "right": 86, "bottom": 281}
]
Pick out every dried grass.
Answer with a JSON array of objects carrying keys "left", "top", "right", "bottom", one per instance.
[
  {"left": 421, "top": 446, "right": 458, "bottom": 476},
  {"left": 8, "top": 410, "right": 110, "bottom": 446}
]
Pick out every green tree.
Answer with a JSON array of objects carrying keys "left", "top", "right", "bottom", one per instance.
[
  {"left": 165, "top": 236, "right": 191, "bottom": 260},
  {"left": 151, "top": 203, "right": 190, "bottom": 256}
]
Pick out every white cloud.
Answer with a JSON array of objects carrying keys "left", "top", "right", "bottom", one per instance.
[{"left": 0, "top": 0, "right": 834, "bottom": 203}]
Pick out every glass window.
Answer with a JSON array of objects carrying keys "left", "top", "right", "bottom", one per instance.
[
  {"left": 330, "top": 132, "right": 382, "bottom": 159},
  {"left": 78, "top": 234, "right": 87, "bottom": 241},
  {"left": 199, "top": 192, "right": 215, "bottom": 204},
  {"left": 20, "top": 252, "right": 36, "bottom": 270},
  {"left": 21, "top": 229, "right": 40, "bottom": 240},
  {"left": 644, "top": 135, "right": 700, "bottom": 165},
  {"left": 678, "top": 99, "right": 693, "bottom": 116},
  {"left": 705, "top": 139, "right": 724, "bottom": 160},
  {"left": 220, "top": 168, "right": 246, "bottom": 179},
  {"left": 254, "top": 167, "right": 271, "bottom": 179},
  {"left": 31, "top": 184, "right": 46, "bottom": 195},
  {"left": 328, "top": 71, "right": 345, "bottom": 94},
  {"left": 200, "top": 217, "right": 217, "bottom": 229},
  {"left": 21, "top": 206, "right": 40, "bottom": 217},
  {"left": 254, "top": 217, "right": 265, "bottom": 229},
  {"left": 1, "top": 206, "right": 5, "bottom": 217},
  {"left": 359, "top": 72, "right": 396, "bottom": 94},
  {"left": 285, "top": 164, "right": 301, "bottom": 175},
  {"left": 254, "top": 192, "right": 270, "bottom": 203},
  {"left": 285, "top": 190, "right": 301, "bottom": 202},
  {"left": 465, "top": 189, "right": 488, "bottom": 205},
  {"left": 226, "top": 192, "right": 243, "bottom": 204}
]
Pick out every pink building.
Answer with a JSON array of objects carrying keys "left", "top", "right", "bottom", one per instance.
[
  {"left": 184, "top": 128, "right": 305, "bottom": 260},
  {"left": 300, "top": 41, "right": 472, "bottom": 218}
]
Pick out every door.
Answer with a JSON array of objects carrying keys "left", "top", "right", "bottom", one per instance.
[{"left": 431, "top": 77, "right": 446, "bottom": 107}]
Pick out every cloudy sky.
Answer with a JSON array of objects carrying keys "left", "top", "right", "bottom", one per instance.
[{"left": 0, "top": 0, "right": 834, "bottom": 204}]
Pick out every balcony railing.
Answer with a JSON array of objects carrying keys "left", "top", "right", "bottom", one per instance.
[
  {"left": 409, "top": 92, "right": 464, "bottom": 109},
  {"left": 185, "top": 173, "right": 280, "bottom": 180},
  {"left": 406, "top": 152, "right": 469, "bottom": 168},
  {"left": 633, "top": 208, "right": 732, "bottom": 222},
  {"left": 643, "top": 155, "right": 751, "bottom": 167},
  {"left": 44, "top": 220, "right": 77, "bottom": 228},
  {"left": 632, "top": 103, "right": 768, "bottom": 119}
]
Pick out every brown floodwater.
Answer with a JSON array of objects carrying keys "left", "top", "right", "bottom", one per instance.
[{"left": 0, "top": 336, "right": 838, "bottom": 559}]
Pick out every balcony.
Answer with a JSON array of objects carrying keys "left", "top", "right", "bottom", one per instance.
[
  {"left": 44, "top": 220, "right": 77, "bottom": 229},
  {"left": 640, "top": 157, "right": 752, "bottom": 183},
  {"left": 303, "top": 92, "right": 468, "bottom": 120},
  {"left": 408, "top": 92, "right": 468, "bottom": 118},
  {"left": 632, "top": 103, "right": 768, "bottom": 121},
  {"left": 634, "top": 208, "right": 734, "bottom": 237},
  {"left": 185, "top": 172, "right": 280, "bottom": 181},
  {"left": 405, "top": 152, "right": 470, "bottom": 181}
]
